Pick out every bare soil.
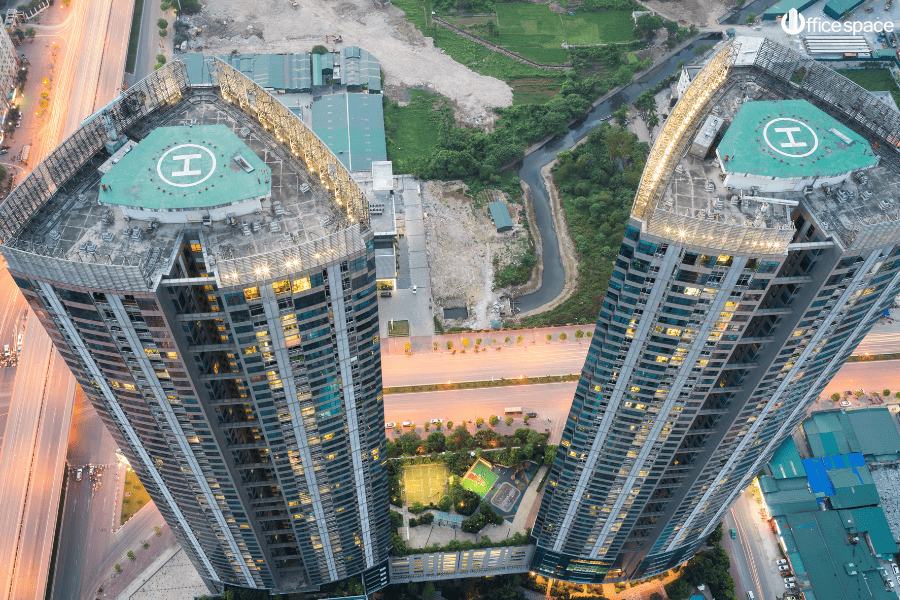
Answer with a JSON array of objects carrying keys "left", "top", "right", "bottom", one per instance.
[
  {"left": 188, "top": 0, "right": 513, "bottom": 118},
  {"left": 422, "top": 182, "right": 529, "bottom": 329},
  {"left": 636, "top": 0, "right": 732, "bottom": 26}
]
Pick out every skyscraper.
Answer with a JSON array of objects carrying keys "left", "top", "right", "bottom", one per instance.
[
  {"left": 0, "top": 60, "right": 389, "bottom": 594},
  {"left": 531, "top": 37, "right": 900, "bottom": 583}
]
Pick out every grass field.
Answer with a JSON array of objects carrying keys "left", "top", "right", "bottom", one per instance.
[
  {"left": 403, "top": 463, "right": 450, "bottom": 505},
  {"left": 511, "top": 77, "right": 561, "bottom": 104},
  {"left": 835, "top": 68, "right": 900, "bottom": 110},
  {"left": 121, "top": 468, "right": 151, "bottom": 525},
  {"left": 384, "top": 90, "right": 448, "bottom": 174},
  {"left": 461, "top": 458, "right": 499, "bottom": 497}
]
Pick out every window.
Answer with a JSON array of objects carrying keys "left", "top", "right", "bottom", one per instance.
[
  {"left": 292, "top": 277, "right": 311, "bottom": 294},
  {"left": 243, "top": 287, "right": 261, "bottom": 301},
  {"left": 272, "top": 280, "right": 290, "bottom": 295}
]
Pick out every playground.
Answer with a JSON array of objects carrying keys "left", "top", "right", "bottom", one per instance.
[
  {"left": 402, "top": 463, "right": 450, "bottom": 505},
  {"left": 461, "top": 458, "right": 500, "bottom": 497}
]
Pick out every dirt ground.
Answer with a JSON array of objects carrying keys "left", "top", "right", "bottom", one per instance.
[
  {"left": 636, "top": 0, "right": 734, "bottom": 25},
  {"left": 422, "top": 182, "right": 528, "bottom": 329},
  {"left": 186, "top": 0, "right": 513, "bottom": 118}
]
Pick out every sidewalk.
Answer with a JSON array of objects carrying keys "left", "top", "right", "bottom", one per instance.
[
  {"left": 384, "top": 324, "right": 593, "bottom": 356},
  {"left": 117, "top": 548, "right": 209, "bottom": 600}
]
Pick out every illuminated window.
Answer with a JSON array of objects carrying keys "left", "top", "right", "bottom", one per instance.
[
  {"left": 166, "top": 352, "right": 178, "bottom": 359},
  {"left": 243, "top": 286, "right": 261, "bottom": 301},
  {"left": 272, "top": 280, "right": 290, "bottom": 295},
  {"left": 655, "top": 356, "right": 668, "bottom": 363},
  {"left": 630, "top": 386, "right": 641, "bottom": 392},
  {"left": 243, "top": 346, "right": 258, "bottom": 355},
  {"left": 190, "top": 243, "right": 202, "bottom": 253},
  {"left": 666, "top": 328, "right": 682, "bottom": 336},
  {"left": 292, "top": 277, "right": 311, "bottom": 294}
]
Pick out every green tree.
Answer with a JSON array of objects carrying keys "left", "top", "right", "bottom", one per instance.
[
  {"left": 114, "top": 563, "right": 122, "bottom": 573},
  {"left": 161, "top": 0, "right": 170, "bottom": 9},
  {"left": 127, "top": 550, "right": 135, "bottom": 560},
  {"left": 476, "top": 417, "right": 484, "bottom": 428},
  {"left": 426, "top": 431, "right": 446, "bottom": 453},
  {"left": 745, "top": 12, "right": 756, "bottom": 23},
  {"left": 25, "top": 27, "right": 35, "bottom": 40},
  {"left": 855, "top": 390, "right": 864, "bottom": 397},
  {"left": 156, "top": 54, "right": 166, "bottom": 65},
  {"left": 311, "top": 44, "right": 328, "bottom": 54},
  {"left": 545, "top": 333, "right": 552, "bottom": 341},
  {"left": 665, "top": 578, "right": 691, "bottom": 600},
  {"left": 489, "top": 415, "right": 499, "bottom": 426},
  {"left": 504, "top": 336, "right": 510, "bottom": 343},
  {"left": 505, "top": 416, "right": 514, "bottom": 426},
  {"left": 157, "top": 18, "right": 168, "bottom": 28},
  {"left": 174, "top": 0, "right": 201, "bottom": 14},
  {"left": 407, "top": 582, "right": 418, "bottom": 597},
  {"left": 831, "top": 393, "right": 841, "bottom": 402},
  {"left": 517, "top": 335, "right": 524, "bottom": 344},
  {"left": 545, "top": 445, "right": 557, "bottom": 465},
  {"left": 476, "top": 338, "right": 482, "bottom": 345},
  {"left": 399, "top": 432, "right": 422, "bottom": 456},
  {"left": 423, "top": 581, "right": 436, "bottom": 600},
  {"left": 446, "top": 340, "right": 453, "bottom": 350},
  {"left": 523, "top": 415, "right": 530, "bottom": 424},
  {"left": 159, "top": 29, "right": 167, "bottom": 37},
  {"left": 575, "top": 329, "right": 584, "bottom": 338},
  {"left": 410, "top": 501, "right": 425, "bottom": 514},
  {"left": 884, "top": 389, "right": 891, "bottom": 397},
  {"left": 447, "top": 420, "right": 454, "bottom": 430},
  {"left": 708, "top": 523, "right": 724, "bottom": 545},
  {"left": 559, "top": 332, "right": 567, "bottom": 341}
]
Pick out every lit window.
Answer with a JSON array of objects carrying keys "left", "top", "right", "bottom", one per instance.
[
  {"left": 666, "top": 328, "right": 682, "bottom": 336},
  {"left": 292, "top": 277, "right": 311, "bottom": 293},
  {"left": 272, "top": 280, "right": 290, "bottom": 295},
  {"left": 243, "top": 286, "right": 261, "bottom": 301}
]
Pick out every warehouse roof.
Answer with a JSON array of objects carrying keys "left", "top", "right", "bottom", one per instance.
[
  {"left": 762, "top": 0, "right": 819, "bottom": 18},
  {"left": 841, "top": 507, "right": 898, "bottom": 555},
  {"left": 717, "top": 99, "right": 877, "bottom": 180},
  {"left": 100, "top": 125, "right": 270, "bottom": 210},
  {"left": 181, "top": 53, "right": 312, "bottom": 91},
  {"left": 340, "top": 46, "right": 381, "bottom": 92},
  {"left": 770, "top": 436, "right": 807, "bottom": 479},
  {"left": 311, "top": 93, "right": 386, "bottom": 172},
  {"left": 488, "top": 201, "right": 513, "bottom": 231}
]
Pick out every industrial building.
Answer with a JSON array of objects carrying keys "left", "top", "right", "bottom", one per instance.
[
  {"left": 311, "top": 93, "right": 387, "bottom": 172},
  {"left": 761, "top": 407, "right": 900, "bottom": 600},
  {"left": 0, "top": 59, "right": 390, "bottom": 595},
  {"left": 532, "top": 36, "right": 900, "bottom": 584}
]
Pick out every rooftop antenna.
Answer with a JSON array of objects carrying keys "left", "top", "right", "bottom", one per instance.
[{"left": 103, "top": 111, "right": 127, "bottom": 154}]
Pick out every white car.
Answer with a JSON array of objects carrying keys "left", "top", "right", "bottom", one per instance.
[
  {"left": 777, "top": 559, "right": 788, "bottom": 565},
  {"left": 892, "top": 564, "right": 899, "bottom": 575},
  {"left": 889, "top": 580, "right": 895, "bottom": 589},
  {"left": 401, "top": 421, "right": 413, "bottom": 427},
  {"left": 75, "top": 468, "right": 83, "bottom": 481},
  {"left": 785, "top": 583, "right": 796, "bottom": 589},
  {"left": 385, "top": 422, "right": 396, "bottom": 429},
  {"left": 840, "top": 400, "right": 851, "bottom": 406},
  {"left": 430, "top": 419, "right": 442, "bottom": 424},
  {"left": 779, "top": 565, "right": 791, "bottom": 571},
  {"left": 784, "top": 577, "right": 795, "bottom": 583}
]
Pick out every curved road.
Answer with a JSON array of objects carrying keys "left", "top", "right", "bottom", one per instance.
[{"left": 515, "top": 35, "right": 722, "bottom": 313}]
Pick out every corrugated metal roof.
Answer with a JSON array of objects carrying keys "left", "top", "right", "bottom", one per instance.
[
  {"left": 182, "top": 53, "right": 311, "bottom": 92},
  {"left": 310, "top": 93, "right": 386, "bottom": 172},
  {"left": 340, "top": 46, "right": 381, "bottom": 92},
  {"left": 824, "top": 0, "right": 866, "bottom": 19},
  {"left": 770, "top": 437, "right": 807, "bottom": 479},
  {"left": 488, "top": 201, "right": 513, "bottom": 231},
  {"left": 847, "top": 506, "right": 898, "bottom": 555},
  {"left": 763, "top": 0, "right": 819, "bottom": 18},
  {"left": 844, "top": 408, "right": 900, "bottom": 460}
]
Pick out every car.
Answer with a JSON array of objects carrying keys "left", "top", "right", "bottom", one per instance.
[
  {"left": 412, "top": 285, "right": 417, "bottom": 294},
  {"left": 785, "top": 583, "right": 796, "bottom": 589},
  {"left": 889, "top": 580, "right": 895, "bottom": 589},
  {"left": 777, "top": 559, "right": 788, "bottom": 565},
  {"left": 897, "top": 576, "right": 900, "bottom": 585},
  {"left": 779, "top": 565, "right": 791, "bottom": 571},
  {"left": 401, "top": 421, "right": 413, "bottom": 427},
  {"left": 430, "top": 419, "right": 442, "bottom": 424},
  {"left": 3, "top": 345, "right": 8, "bottom": 356},
  {"left": 893, "top": 564, "right": 899, "bottom": 575},
  {"left": 75, "top": 468, "right": 82, "bottom": 481},
  {"left": 730, "top": 528, "right": 737, "bottom": 539},
  {"left": 844, "top": 390, "right": 853, "bottom": 396},
  {"left": 840, "top": 400, "right": 851, "bottom": 406},
  {"left": 785, "top": 577, "right": 795, "bottom": 583},
  {"left": 385, "top": 422, "right": 396, "bottom": 429},
  {"left": 527, "top": 412, "right": 538, "bottom": 418}
]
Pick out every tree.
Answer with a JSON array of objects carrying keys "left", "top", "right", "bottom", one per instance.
[
  {"left": 156, "top": 54, "right": 167, "bottom": 65},
  {"left": 884, "top": 389, "right": 891, "bottom": 397},
  {"left": 744, "top": 12, "right": 756, "bottom": 23},
  {"left": 25, "top": 27, "right": 35, "bottom": 40},
  {"left": 114, "top": 563, "right": 122, "bottom": 573},
  {"left": 505, "top": 416, "right": 514, "bottom": 426},
  {"left": 404, "top": 341, "right": 412, "bottom": 354},
  {"left": 504, "top": 336, "right": 510, "bottom": 343},
  {"left": 437, "top": 495, "right": 452, "bottom": 511},
  {"left": 517, "top": 335, "right": 524, "bottom": 344},
  {"left": 489, "top": 415, "right": 499, "bottom": 426},
  {"left": 476, "top": 417, "right": 484, "bottom": 428},
  {"left": 545, "top": 445, "right": 557, "bottom": 465},
  {"left": 446, "top": 341, "right": 453, "bottom": 350},
  {"left": 386, "top": 440, "right": 401, "bottom": 458},
  {"left": 462, "top": 337, "right": 471, "bottom": 348},
  {"left": 708, "top": 523, "right": 724, "bottom": 545},
  {"left": 159, "top": 29, "right": 167, "bottom": 37},
  {"left": 426, "top": 431, "right": 445, "bottom": 453},
  {"left": 410, "top": 501, "right": 425, "bottom": 514},
  {"left": 312, "top": 44, "right": 329, "bottom": 54},
  {"left": 523, "top": 415, "right": 530, "bottom": 424},
  {"left": 831, "top": 393, "right": 841, "bottom": 402},
  {"left": 476, "top": 338, "right": 483, "bottom": 345},
  {"left": 407, "top": 582, "right": 419, "bottom": 597},
  {"left": 127, "top": 550, "right": 135, "bottom": 560},
  {"left": 399, "top": 432, "right": 422, "bottom": 456},
  {"left": 174, "top": 0, "right": 202, "bottom": 14},
  {"left": 447, "top": 420, "right": 454, "bottom": 430},
  {"left": 423, "top": 581, "right": 436, "bottom": 600},
  {"left": 545, "top": 333, "right": 552, "bottom": 341},
  {"left": 665, "top": 578, "right": 691, "bottom": 600},
  {"left": 855, "top": 390, "right": 864, "bottom": 397},
  {"left": 575, "top": 329, "right": 584, "bottom": 338},
  {"left": 613, "top": 105, "right": 628, "bottom": 126},
  {"left": 157, "top": 18, "right": 168, "bottom": 29},
  {"left": 161, "top": 0, "right": 170, "bottom": 9},
  {"left": 559, "top": 332, "right": 567, "bottom": 341}
]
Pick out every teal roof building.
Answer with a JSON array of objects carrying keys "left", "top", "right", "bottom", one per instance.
[
  {"left": 311, "top": 93, "right": 387, "bottom": 172},
  {"left": 340, "top": 46, "right": 382, "bottom": 93},
  {"left": 488, "top": 201, "right": 513, "bottom": 232},
  {"left": 182, "top": 53, "right": 312, "bottom": 92}
]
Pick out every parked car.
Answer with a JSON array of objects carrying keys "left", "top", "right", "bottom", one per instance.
[
  {"left": 75, "top": 468, "right": 82, "bottom": 481},
  {"left": 527, "top": 412, "right": 538, "bottom": 418},
  {"left": 401, "top": 421, "right": 413, "bottom": 427},
  {"left": 779, "top": 565, "right": 791, "bottom": 572},
  {"left": 840, "top": 400, "right": 851, "bottom": 406},
  {"left": 385, "top": 422, "right": 396, "bottom": 429},
  {"left": 892, "top": 564, "right": 899, "bottom": 574},
  {"left": 785, "top": 583, "right": 796, "bottom": 589},
  {"left": 777, "top": 559, "right": 788, "bottom": 565},
  {"left": 430, "top": 419, "right": 442, "bottom": 424},
  {"left": 785, "top": 577, "right": 795, "bottom": 583},
  {"left": 844, "top": 390, "right": 853, "bottom": 396},
  {"left": 888, "top": 580, "right": 895, "bottom": 589}
]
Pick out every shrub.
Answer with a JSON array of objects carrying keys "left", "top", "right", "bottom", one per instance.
[
  {"left": 546, "top": 333, "right": 552, "bottom": 341},
  {"left": 575, "top": 329, "right": 584, "bottom": 338},
  {"left": 311, "top": 44, "right": 328, "bottom": 54},
  {"left": 517, "top": 335, "right": 524, "bottom": 344},
  {"left": 476, "top": 338, "right": 482, "bottom": 345},
  {"left": 156, "top": 54, "right": 166, "bottom": 65},
  {"left": 505, "top": 336, "right": 511, "bottom": 343},
  {"left": 831, "top": 393, "right": 841, "bottom": 402},
  {"left": 462, "top": 337, "right": 471, "bottom": 348},
  {"left": 884, "top": 389, "right": 891, "bottom": 397},
  {"left": 559, "top": 332, "right": 567, "bottom": 341},
  {"left": 157, "top": 18, "right": 168, "bottom": 29},
  {"left": 409, "top": 517, "right": 418, "bottom": 527},
  {"left": 489, "top": 415, "right": 499, "bottom": 426},
  {"left": 127, "top": 550, "right": 135, "bottom": 561},
  {"left": 476, "top": 417, "right": 484, "bottom": 428},
  {"left": 114, "top": 563, "right": 121, "bottom": 573},
  {"left": 410, "top": 501, "right": 425, "bottom": 514},
  {"left": 505, "top": 416, "right": 514, "bottom": 426},
  {"left": 446, "top": 341, "right": 453, "bottom": 350}
]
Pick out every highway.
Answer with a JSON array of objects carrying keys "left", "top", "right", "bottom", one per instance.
[
  {"left": 0, "top": 320, "right": 76, "bottom": 600},
  {"left": 382, "top": 324, "right": 900, "bottom": 388}
]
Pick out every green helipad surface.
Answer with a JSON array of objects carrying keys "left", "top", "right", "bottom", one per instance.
[
  {"left": 100, "top": 125, "right": 270, "bottom": 211},
  {"left": 717, "top": 100, "right": 877, "bottom": 179}
]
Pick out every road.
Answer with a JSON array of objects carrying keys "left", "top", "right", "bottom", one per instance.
[
  {"left": 384, "top": 382, "right": 577, "bottom": 444},
  {"left": 0, "top": 261, "right": 29, "bottom": 449},
  {"left": 129, "top": 0, "right": 172, "bottom": 84},
  {"left": 382, "top": 325, "right": 900, "bottom": 388},
  {"left": 0, "top": 320, "right": 76, "bottom": 600},
  {"left": 724, "top": 491, "right": 785, "bottom": 600}
]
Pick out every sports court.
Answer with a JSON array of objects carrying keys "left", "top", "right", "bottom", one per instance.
[
  {"left": 461, "top": 458, "right": 500, "bottom": 497},
  {"left": 402, "top": 463, "right": 449, "bottom": 505}
]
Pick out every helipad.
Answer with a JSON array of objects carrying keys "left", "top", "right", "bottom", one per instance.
[
  {"left": 99, "top": 125, "right": 271, "bottom": 214},
  {"left": 716, "top": 99, "right": 877, "bottom": 179}
]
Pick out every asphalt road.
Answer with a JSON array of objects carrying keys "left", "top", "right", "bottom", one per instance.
[
  {"left": 384, "top": 382, "right": 577, "bottom": 444},
  {"left": 382, "top": 327, "right": 900, "bottom": 388},
  {"left": 130, "top": 0, "right": 171, "bottom": 83},
  {"left": 0, "top": 262, "right": 28, "bottom": 450},
  {"left": 0, "top": 321, "right": 75, "bottom": 600},
  {"left": 724, "top": 491, "right": 785, "bottom": 600}
]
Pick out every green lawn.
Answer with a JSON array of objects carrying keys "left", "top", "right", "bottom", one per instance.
[
  {"left": 836, "top": 68, "right": 900, "bottom": 110},
  {"left": 121, "top": 468, "right": 151, "bottom": 525},
  {"left": 384, "top": 90, "right": 449, "bottom": 174},
  {"left": 494, "top": 5, "right": 635, "bottom": 65}
]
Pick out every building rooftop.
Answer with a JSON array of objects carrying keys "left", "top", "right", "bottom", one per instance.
[
  {"left": 769, "top": 436, "right": 807, "bottom": 479},
  {"left": 99, "top": 125, "right": 271, "bottom": 211},
  {"left": 804, "top": 409, "right": 900, "bottom": 461},
  {"left": 311, "top": 93, "right": 387, "bottom": 172},
  {"left": 717, "top": 99, "right": 877, "bottom": 179},
  {"left": 182, "top": 53, "right": 313, "bottom": 92},
  {"left": 12, "top": 91, "right": 345, "bottom": 281}
]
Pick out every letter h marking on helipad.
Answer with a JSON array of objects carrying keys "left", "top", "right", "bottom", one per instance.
[
  {"left": 773, "top": 127, "right": 806, "bottom": 149},
  {"left": 172, "top": 154, "right": 202, "bottom": 177}
]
